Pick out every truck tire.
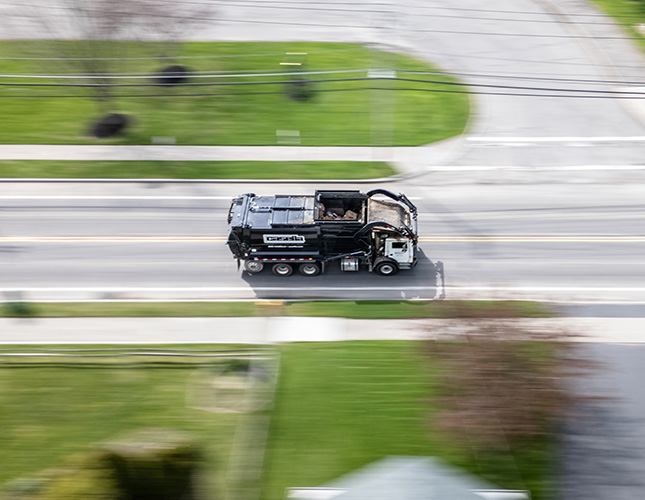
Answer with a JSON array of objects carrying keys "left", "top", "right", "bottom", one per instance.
[
  {"left": 299, "top": 262, "right": 321, "bottom": 276},
  {"left": 375, "top": 258, "right": 399, "bottom": 276},
  {"left": 272, "top": 263, "right": 294, "bottom": 276},
  {"left": 243, "top": 260, "right": 264, "bottom": 273}
]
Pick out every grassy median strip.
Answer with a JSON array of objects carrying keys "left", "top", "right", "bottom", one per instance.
[
  {"left": 0, "top": 41, "right": 469, "bottom": 146},
  {"left": 1, "top": 300, "right": 554, "bottom": 319},
  {"left": 0, "top": 160, "right": 395, "bottom": 180},
  {"left": 0, "top": 342, "right": 550, "bottom": 500}
]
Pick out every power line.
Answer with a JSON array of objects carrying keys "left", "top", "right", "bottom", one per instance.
[
  {"left": 0, "top": 69, "right": 369, "bottom": 80},
  {"left": 151, "top": 0, "right": 643, "bottom": 27},
  {"left": 127, "top": 0, "right": 645, "bottom": 21},
  {"left": 4, "top": 67, "right": 644, "bottom": 86},
  {"left": 0, "top": 47, "right": 362, "bottom": 62},
  {"left": 4, "top": 86, "right": 645, "bottom": 99},
  {"left": 431, "top": 48, "right": 645, "bottom": 74},
  {"left": 399, "top": 3, "right": 645, "bottom": 21},
  {"left": 5, "top": 0, "right": 645, "bottom": 42},
  {"left": 4, "top": 75, "right": 645, "bottom": 98}
]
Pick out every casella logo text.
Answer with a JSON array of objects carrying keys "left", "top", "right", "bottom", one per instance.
[{"left": 263, "top": 234, "right": 306, "bottom": 244}]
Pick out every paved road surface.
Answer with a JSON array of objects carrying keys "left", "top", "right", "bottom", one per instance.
[
  {"left": 559, "top": 344, "right": 645, "bottom": 500},
  {"left": 1, "top": 178, "right": 644, "bottom": 302}
]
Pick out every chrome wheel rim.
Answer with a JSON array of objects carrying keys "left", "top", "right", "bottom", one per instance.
[
  {"left": 275, "top": 264, "right": 291, "bottom": 275},
  {"left": 245, "top": 261, "right": 263, "bottom": 272},
  {"left": 379, "top": 264, "right": 395, "bottom": 275},
  {"left": 301, "top": 264, "right": 319, "bottom": 275}
]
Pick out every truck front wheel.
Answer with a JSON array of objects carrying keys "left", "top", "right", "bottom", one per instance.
[
  {"left": 272, "top": 263, "right": 294, "bottom": 276},
  {"left": 299, "top": 262, "right": 321, "bottom": 276},
  {"left": 375, "top": 259, "right": 399, "bottom": 276},
  {"left": 244, "top": 260, "right": 264, "bottom": 273}
]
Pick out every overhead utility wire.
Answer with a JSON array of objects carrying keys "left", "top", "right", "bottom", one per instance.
[
  {"left": 145, "top": 0, "right": 645, "bottom": 20},
  {"left": 3, "top": 68, "right": 644, "bottom": 86},
  {"left": 431, "top": 49, "right": 645, "bottom": 73},
  {"left": 3, "top": 76, "right": 645, "bottom": 97},
  {"left": 5, "top": 86, "right": 645, "bottom": 99},
  {"left": 221, "top": 18, "right": 645, "bottom": 41},
  {"left": 94, "top": 0, "right": 634, "bottom": 26},
  {"left": 324, "top": 2, "right": 645, "bottom": 20},
  {"left": 148, "top": 1, "right": 645, "bottom": 26},
  {"left": 6, "top": 1, "right": 645, "bottom": 41},
  {"left": 0, "top": 48, "right": 361, "bottom": 62}
]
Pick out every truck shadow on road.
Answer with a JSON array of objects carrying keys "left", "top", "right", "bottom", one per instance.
[{"left": 240, "top": 249, "right": 445, "bottom": 301}]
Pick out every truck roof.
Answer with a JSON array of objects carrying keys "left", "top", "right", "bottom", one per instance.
[
  {"left": 240, "top": 195, "right": 316, "bottom": 229},
  {"left": 229, "top": 190, "right": 414, "bottom": 233}
]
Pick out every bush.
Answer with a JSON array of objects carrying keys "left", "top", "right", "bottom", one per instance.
[
  {"left": 90, "top": 114, "right": 129, "bottom": 138},
  {"left": 101, "top": 428, "right": 203, "bottom": 500},
  {"left": 1, "top": 429, "right": 204, "bottom": 500},
  {"left": 285, "top": 79, "right": 314, "bottom": 102},
  {"left": 3, "top": 301, "right": 34, "bottom": 317},
  {"left": 156, "top": 65, "right": 190, "bottom": 86}
]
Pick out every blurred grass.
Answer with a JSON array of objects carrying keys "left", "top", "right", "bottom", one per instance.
[
  {"left": 0, "top": 160, "right": 394, "bottom": 179},
  {"left": 0, "top": 300, "right": 554, "bottom": 318},
  {"left": 265, "top": 342, "right": 549, "bottom": 499},
  {"left": 0, "top": 342, "right": 551, "bottom": 500},
  {"left": 588, "top": 0, "right": 645, "bottom": 50},
  {"left": 0, "top": 354, "right": 239, "bottom": 497},
  {"left": 0, "top": 41, "right": 469, "bottom": 146}
]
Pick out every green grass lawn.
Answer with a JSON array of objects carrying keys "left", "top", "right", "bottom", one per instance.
[
  {"left": 0, "top": 342, "right": 551, "bottom": 500},
  {"left": 0, "top": 353, "right": 240, "bottom": 497},
  {"left": 0, "top": 160, "right": 394, "bottom": 179},
  {"left": 589, "top": 0, "right": 645, "bottom": 50},
  {"left": 1, "top": 300, "right": 554, "bottom": 319},
  {"left": 0, "top": 41, "right": 469, "bottom": 146}
]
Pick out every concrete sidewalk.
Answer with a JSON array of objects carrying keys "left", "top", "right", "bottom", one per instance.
[
  {"left": 0, "top": 138, "right": 465, "bottom": 176},
  {"left": 1, "top": 316, "right": 643, "bottom": 345}
]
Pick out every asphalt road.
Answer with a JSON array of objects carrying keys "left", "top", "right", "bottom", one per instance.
[
  {"left": 1, "top": 178, "right": 644, "bottom": 302},
  {"left": 559, "top": 344, "right": 645, "bottom": 500},
  {"left": 2, "top": 0, "right": 644, "bottom": 302}
]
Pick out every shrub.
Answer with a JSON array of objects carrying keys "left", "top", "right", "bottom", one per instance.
[{"left": 90, "top": 114, "right": 129, "bottom": 138}]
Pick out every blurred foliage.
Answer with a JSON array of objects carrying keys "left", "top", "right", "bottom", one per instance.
[
  {"left": 1, "top": 430, "right": 203, "bottom": 500},
  {"left": 2, "top": 302, "right": 34, "bottom": 318},
  {"left": 101, "top": 429, "right": 202, "bottom": 500},
  {"left": 0, "top": 362, "right": 233, "bottom": 497},
  {"left": 0, "top": 342, "right": 553, "bottom": 500},
  {"left": 0, "top": 42, "right": 469, "bottom": 146},
  {"left": 423, "top": 320, "right": 600, "bottom": 496},
  {"left": 0, "top": 160, "right": 394, "bottom": 180}
]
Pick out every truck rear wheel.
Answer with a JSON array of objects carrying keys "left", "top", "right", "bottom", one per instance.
[
  {"left": 375, "top": 259, "right": 399, "bottom": 276},
  {"left": 299, "top": 262, "right": 321, "bottom": 276},
  {"left": 243, "top": 260, "right": 264, "bottom": 273},
  {"left": 272, "top": 263, "right": 294, "bottom": 276}
]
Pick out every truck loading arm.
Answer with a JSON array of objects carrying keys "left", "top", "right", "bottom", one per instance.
[
  {"left": 353, "top": 221, "right": 417, "bottom": 245},
  {"left": 366, "top": 189, "right": 418, "bottom": 220}
]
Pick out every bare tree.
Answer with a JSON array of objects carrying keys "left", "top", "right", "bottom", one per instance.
[
  {"left": 9, "top": 0, "right": 215, "bottom": 120},
  {"left": 424, "top": 320, "right": 600, "bottom": 450}
]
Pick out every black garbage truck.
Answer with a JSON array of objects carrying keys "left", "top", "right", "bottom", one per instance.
[{"left": 226, "top": 189, "right": 418, "bottom": 277}]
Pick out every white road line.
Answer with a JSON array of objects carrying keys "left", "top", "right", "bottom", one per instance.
[
  {"left": 425, "top": 165, "right": 645, "bottom": 171},
  {"left": 468, "top": 136, "right": 645, "bottom": 142},
  {"left": 0, "top": 195, "right": 423, "bottom": 200},
  {"left": 0, "top": 286, "right": 434, "bottom": 292},
  {"left": 0, "top": 195, "right": 233, "bottom": 200},
  {"left": 3, "top": 286, "right": 645, "bottom": 292}
]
